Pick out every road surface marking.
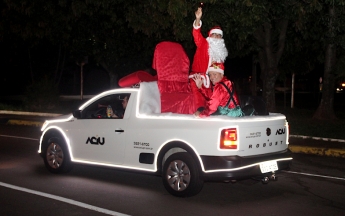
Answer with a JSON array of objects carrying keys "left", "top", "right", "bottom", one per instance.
[
  {"left": 0, "top": 134, "right": 39, "bottom": 141},
  {"left": 283, "top": 170, "right": 345, "bottom": 181},
  {"left": 0, "top": 182, "right": 130, "bottom": 216}
]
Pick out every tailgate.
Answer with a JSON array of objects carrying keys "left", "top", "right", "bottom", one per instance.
[{"left": 237, "top": 117, "right": 289, "bottom": 156}]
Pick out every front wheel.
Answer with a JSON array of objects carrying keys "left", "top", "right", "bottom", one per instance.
[
  {"left": 162, "top": 152, "right": 203, "bottom": 197},
  {"left": 43, "top": 138, "right": 73, "bottom": 173}
]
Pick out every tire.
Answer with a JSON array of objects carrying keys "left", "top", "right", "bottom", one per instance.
[
  {"left": 162, "top": 152, "right": 204, "bottom": 197},
  {"left": 43, "top": 138, "right": 73, "bottom": 173}
]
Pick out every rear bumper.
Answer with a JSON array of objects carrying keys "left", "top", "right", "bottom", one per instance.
[{"left": 200, "top": 149, "right": 292, "bottom": 181}]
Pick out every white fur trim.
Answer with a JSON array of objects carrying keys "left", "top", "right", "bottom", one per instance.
[
  {"left": 193, "top": 20, "right": 202, "bottom": 29},
  {"left": 209, "top": 28, "right": 223, "bottom": 36},
  {"left": 203, "top": 75, "right": 210, "bottom": 88},
  {"left": 139, "top": 81, "right": 161, "bottom": 114},
  {"left": 208, "top": 68, "right": 224, "bottom": 74}
]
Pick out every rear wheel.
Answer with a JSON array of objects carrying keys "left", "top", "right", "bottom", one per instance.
[
  {"left": 162, "top": 152, "right": 203, "bottom": 197},
  {"left": 43, "top": 138, "right": 73, "bottom": 173}
]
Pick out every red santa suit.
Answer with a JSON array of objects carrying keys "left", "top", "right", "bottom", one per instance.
[
  {"left": 191, "top": 21, "right": 210, "bottom": 75},
  {"left": 199, "top": 77, "right": 240, "bottom": 117},
  {"left": 197, "top": 63, "right": 241, "bottom": 118},
  {"left": 190, "top": 21, "right": 227, "bottom": 110}
]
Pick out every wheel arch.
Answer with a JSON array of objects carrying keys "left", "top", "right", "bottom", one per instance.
[
  {"left": 156, "top": 140, "right": 203, "bottom": 175},
  {"left": 40, "top": 127, "right": 69, "bottom": 156}
]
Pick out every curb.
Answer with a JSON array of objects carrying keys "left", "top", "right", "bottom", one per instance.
[
  {"left": 288, "top": 135, "right": 345, "bottom": 158},
  {"left": 6, "top": 119, "right": 44, "bottom": 127},
  {"left": 290, "top": 134, "right": 345, "bottom": 143},
  {"left": 1, "top": 110, "right": 61, "bottom": 128},
  {"left": 288, "top": 145, "right": 345, "bottom": 158},
  {"left": 0, "top": 110, "right": 62, "bottom": 117}
]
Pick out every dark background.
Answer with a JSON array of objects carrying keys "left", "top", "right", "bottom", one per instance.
[{"left": 0, "top": 40, "right": 325, "bottom": 97}]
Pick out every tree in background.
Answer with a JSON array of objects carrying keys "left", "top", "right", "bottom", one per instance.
[
  {"left": 291, "top": 0, "right": 345, "bottom": 120},
  {"left": 2, "top": 0, "right": 74, "bottom": 86},
  {"left": 1, "top": 0, "right": 157, "bottom": 89},
  {"left": 216, "top": 0, "right": 320, "bottom": 112},
  {"left": 310, "top": 1, "right": 345, "bottom": 120}
]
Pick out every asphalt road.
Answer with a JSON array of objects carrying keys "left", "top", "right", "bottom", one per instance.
[{"left": 1, "top": 124, "right": 345, "bottom": 216}]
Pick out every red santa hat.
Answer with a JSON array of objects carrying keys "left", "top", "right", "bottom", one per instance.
[
  {"left": 208, "top": 62, "right": 224, "bottom": 74},
  {"left": 208, "top": 26, "right": 223, "bottom": 37}
]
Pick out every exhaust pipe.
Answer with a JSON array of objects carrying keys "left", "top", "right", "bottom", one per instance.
[
  {"left": 270, "top": 173, "right": 277, "bottom": 181},
  {"left": 261, "top": 172, "right": 278, "bottom": 184},
  {"left": 262, "top": 176, "right": 270, "bottom": 184}
]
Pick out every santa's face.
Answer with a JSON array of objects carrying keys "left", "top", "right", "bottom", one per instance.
[
  {"left": 209, "top": 33, "right": 222, "bottom": 39},
  {"left": 208, "top": 71, "right": 223, "bottom": 85}
]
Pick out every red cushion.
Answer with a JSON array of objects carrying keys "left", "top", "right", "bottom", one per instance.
[
  {"left": 152, "top": 41, "right": 196, "bottom": 114},
  {"left": 152, "top": 41, "right": 190, "bottom": 83},
  {"left": 118, "top": 71, "right": 157, "bottom": 87}
]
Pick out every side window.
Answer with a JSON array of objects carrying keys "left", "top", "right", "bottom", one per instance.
[{"left": 82, "top": 93, "right": 130, "bottom": 119}]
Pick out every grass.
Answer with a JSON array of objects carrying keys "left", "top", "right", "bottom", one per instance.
[
  {"left": 0, "top": 102, "right": 24, "bottom": 111},
  {"left": 275, "top": 92, "right": 345, "bottom": 140},
  {"left": 277, "top": 107, "right": 345, "bottom": 140},
  {"left": 0, "top": 98, "right": 87, "bottom": 114}
]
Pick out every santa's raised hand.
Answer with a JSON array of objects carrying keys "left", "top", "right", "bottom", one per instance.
[{"left": 195, "top": 7, "right": 202, "bottom": 26}]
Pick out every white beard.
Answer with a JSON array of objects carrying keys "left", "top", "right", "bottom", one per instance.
[{"left": 207, "top": 37, "right": 228, "bottom": 63}]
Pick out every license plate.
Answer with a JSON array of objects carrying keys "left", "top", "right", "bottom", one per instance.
[{"left": 260, "top": 161, "right": 278, "bottom": 173}]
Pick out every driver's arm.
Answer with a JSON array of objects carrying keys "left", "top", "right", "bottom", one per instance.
[{"left": 111, "top": 113, "right": 120, "bottom": 118}]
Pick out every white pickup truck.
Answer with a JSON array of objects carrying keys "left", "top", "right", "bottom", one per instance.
[{"left": 39, "top": 81, "right": 292, "bottom": 197}]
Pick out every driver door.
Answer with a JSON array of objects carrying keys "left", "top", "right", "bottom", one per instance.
[{"left": 68, "top": 93, "right": 130, "bottom": 165}]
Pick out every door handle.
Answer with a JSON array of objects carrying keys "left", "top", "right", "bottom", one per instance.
[{"left": 115, "top": 129, "right": 124, "bottom": 132}]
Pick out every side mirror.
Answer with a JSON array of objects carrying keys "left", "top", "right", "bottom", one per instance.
[{"left": 73, "top": 110, "right": 82, "bottom": 119}]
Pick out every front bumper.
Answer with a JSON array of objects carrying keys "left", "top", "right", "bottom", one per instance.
[{"left": 201, "top": 149, "right": 292, "bottom": 181}]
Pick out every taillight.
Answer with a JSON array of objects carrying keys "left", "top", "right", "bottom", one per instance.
[{"left": 220, "top": 128, "right": 238, "bottom": 149}]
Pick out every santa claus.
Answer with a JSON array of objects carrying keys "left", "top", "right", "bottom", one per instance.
[{"left": 190, "top": 6, "right": 228, "bottom": 111}]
